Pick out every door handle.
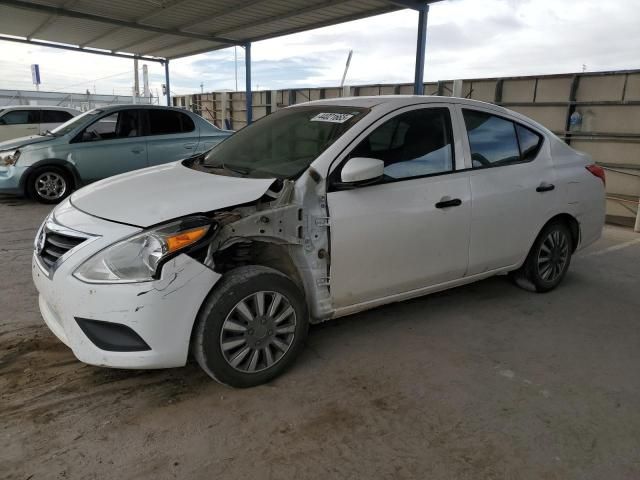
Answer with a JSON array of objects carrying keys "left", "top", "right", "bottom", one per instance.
[
  {"left": 435, "top": 197, "right": 462, "bottom": 209},
  {"left": 184, "top": 143, "right": 196, "bottom": 150},
  {"left": 131, "top": 147, "right": 144, "bottom": 154},
  {"left": 536, "top": 183, "right": 555, "bottom": 193}
]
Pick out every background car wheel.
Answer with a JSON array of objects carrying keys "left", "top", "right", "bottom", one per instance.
[
  {"left": 192, "top": 265, "right": 309, "bottom": 388},
  {"left": 509, "top": 221, "right": 573, "bottom": 293},
  {"left": 27, "top": 166, "right": 72, "bottom": 204}
]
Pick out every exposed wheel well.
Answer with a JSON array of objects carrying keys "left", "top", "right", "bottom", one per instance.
[
  {"left": 542, "top": 213, "right": 580, "bottom": 252},
  {"left": 211, "top": 241, "right": 305, "bottom": 295}
]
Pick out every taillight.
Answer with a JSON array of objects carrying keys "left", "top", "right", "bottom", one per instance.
[{"left": 586, "top": 164, "right": 605, "bottom": 185}]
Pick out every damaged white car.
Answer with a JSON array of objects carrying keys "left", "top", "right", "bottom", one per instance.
[{"left": 32, "top": 96, "right": 605, "bottom": 387}]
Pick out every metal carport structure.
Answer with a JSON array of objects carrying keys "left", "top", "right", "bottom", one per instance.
[{"left": 0, "top": 0, "right": 442, "bottom": 124}]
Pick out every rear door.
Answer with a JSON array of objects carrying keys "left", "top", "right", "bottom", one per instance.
[
  {"left": 40, "top": 109, "right": 75, "bottom": 135},
  {"left": 144, "top": 109, "right": 200, "bottom": 166},
  {"left": 71, "top": 109, "right": 148, "bottom": 182},
  {"left": 0, "top": 109, "right": 40, "bottom": 141},
  {"left": 458, "top": 106, "right": 558, "bottom": 274},
  {"left": 327, "top": 104, "right": 471, "bottom": 308}
]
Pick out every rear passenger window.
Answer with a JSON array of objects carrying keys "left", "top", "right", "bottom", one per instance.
[
  {"left": 463, "top": 110, "right": 520, "bottom": 168},
  {"left": 516, "top": 124, "right": 542, "bottom": 161},
  {"left": 1, "top": 110, "right": 39, "bottom": 125},
  {"left": 148, "top": 110, "right": 195, "bottom": 135},
  {"left": 42, "top": 110, "right": 73, "bottom": 123},
  {"left": 349, "top": 107, "right": 454, "bottom": 180}
]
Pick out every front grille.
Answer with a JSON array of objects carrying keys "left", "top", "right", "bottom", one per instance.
[{"left": 39, "top": 231, "right": 86, "bottom": 269}]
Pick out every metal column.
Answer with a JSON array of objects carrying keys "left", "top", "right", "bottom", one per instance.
[
  {"left": 413, "top": 4, "right": 429, "bottom": 95},
  {"left": 245, "top": 42, "right": 252, "bottom": 125},
  {"left": 164, "top": 59, "right": 171, "bottom": 106}
]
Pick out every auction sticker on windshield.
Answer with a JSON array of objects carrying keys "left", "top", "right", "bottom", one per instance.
[{"left": 310, "top": 112, "right": 355, "bottom": 123}]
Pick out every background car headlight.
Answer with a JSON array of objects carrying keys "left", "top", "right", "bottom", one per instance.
[
  {"left": 73, "top": 218, "right": 211, "bottom": 284},
  {"left": 0, "top": 149, "right": 20, "bottom": 166}
]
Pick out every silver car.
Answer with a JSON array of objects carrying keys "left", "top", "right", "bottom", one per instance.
[{"left": 0, "top": 105, "right": 231, "bottom": 203}]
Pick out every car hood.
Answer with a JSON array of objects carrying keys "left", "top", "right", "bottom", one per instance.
[
  {"left": 70, "top": 162, "right": 276, "bottom": 227},
  {"left": 0, "top": 135, "right": 54, "bottom": 151}
]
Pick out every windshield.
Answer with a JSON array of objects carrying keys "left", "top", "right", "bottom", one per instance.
[
  {"left": 199, "top": 106, "right": 369, "bottom": 179},
  {"left": 50, "top": 109, "right": 102, "bottom": 136}
]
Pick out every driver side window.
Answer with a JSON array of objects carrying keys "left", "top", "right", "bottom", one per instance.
[
  {"left": 349, "top": 107, "right": 454, "bottom": 181},
  {"left": 80, "top": 110, "right": 139, "bottom": 142}
]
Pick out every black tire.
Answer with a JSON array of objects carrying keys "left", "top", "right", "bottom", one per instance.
[
  {"left": 192, "top": 266, "right": 309, "bottom": 388},
  {"left": 509, "top": 221, "right": 573, "bottom": 293},
  {"left": 26, "top": 166, "right": 72, "bottom": 204}
]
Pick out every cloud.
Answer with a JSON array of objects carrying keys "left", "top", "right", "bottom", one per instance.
[{"left": 0, "top": 0, "right": 638, "bottom": 103}]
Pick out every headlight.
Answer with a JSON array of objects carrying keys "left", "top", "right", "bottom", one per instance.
[
  {"left": 0, "top": 149, "right": 20, "bottom": 166},
  {"left": 73, "top": 217, "right": 212, "bottom": 284}
]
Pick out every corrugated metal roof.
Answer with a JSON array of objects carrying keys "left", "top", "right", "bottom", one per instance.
[{"left": 0, "top": 0, "right": 438, "bottom": 60}]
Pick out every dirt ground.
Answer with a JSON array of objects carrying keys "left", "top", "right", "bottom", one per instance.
[{"left": 1, "top": 194, "right": 639, "bottom": 480}]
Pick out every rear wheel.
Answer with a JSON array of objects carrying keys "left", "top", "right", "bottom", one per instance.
[
  {"left": 510, "top": 221, "right": 573, "bottom": 293},
  {"left": 192, "top": 266, "right": 308, "bottom": 388},
  {"left": 27, "top": 166, "right": 72, "bottom": 204}
]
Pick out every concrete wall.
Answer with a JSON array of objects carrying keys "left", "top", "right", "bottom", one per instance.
[{"left": 174, "top": 69, "right": 640, "bottom": 226}]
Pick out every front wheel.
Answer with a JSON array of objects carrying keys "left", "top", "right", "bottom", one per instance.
[
  {"left": 27, "top": 166, "right": 72, "bottom": 204},
  {"left": 192, "top": 266, "right": 309, "bottom": 388},
  {"left": 510, "top": 221, "right": 573, "bottom": 293}
]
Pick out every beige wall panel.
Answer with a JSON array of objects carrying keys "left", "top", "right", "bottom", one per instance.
[
  {"left": 398, "top": 85, "right": 414, "bottom": 94},
  {"left": 253, "top": 106, "right": 267, "bottom": 120},
  {"left": 309, "top": 89, "right": 322, "bottom": 101},
  {"left": 535, "top": 77, "right": 572, "bottom": 102},
  {"left": 576, "top": 106, "right": 640, "bottom": 134},
  {"left": 469, "top": 81, "right": 496, "bottom": 102},
  {"left": 508, "top": 106, "right": 567, "bottom": 131},
  {"left": 324, "top": 88, "right": 342, "bottom": 99},
  {"left": 604, "top": 170, "right": 640, "bottom": 197},
  {"left": 571, "top": 140, "right": 640, "bottom": 168},
  {"left": 577, "top": 74, "right": 626, "bottom": 102},
  {"left": 424, "top": 82, "right": 438, "bottom": 95},
  {"left": 380, "top": 85, "right": 396, "bottom": 95},
  {"left": 358, "top": 86, "right": 380, "bottom": 96},
  {"left": 624, "top": 73, "right": 640, "bottom": 100},
  {"left": 606, "top": 199, "right": 636, "bottom": 219},
  {"left": 502, "top": 79, "right": 536, "bottom": 102}
]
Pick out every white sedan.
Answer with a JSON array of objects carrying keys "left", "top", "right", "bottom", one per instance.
[{"left": 32, "top": 96, "right": 605, "bottom": 387}]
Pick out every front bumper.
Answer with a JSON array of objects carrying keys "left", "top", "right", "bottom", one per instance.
[
  {"left": 32, "top": 201, "right": 221, "bottom": 369},
  {"left": 0, "top": 165, "right": 26, "bottom": 194}
]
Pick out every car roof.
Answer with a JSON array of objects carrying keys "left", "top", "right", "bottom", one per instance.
[
  {"left": 96, "top": 104, "right": 193, "bottom": 113},
  {"left": 296, "top": 95, "right": 507, "bottom": 112},
  {"left": 292, "top": 95, "right": 546, "bottom": 132},
  {"left": 0, "top": 105, "right": 80, "bottom": 112}
]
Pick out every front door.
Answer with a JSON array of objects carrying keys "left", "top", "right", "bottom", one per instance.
[
  {"left": 327, "top": 105, "right": 471, "bottom": 309},
  {"left": 71, "top": 109, "right": 148, "bottom": 182}
]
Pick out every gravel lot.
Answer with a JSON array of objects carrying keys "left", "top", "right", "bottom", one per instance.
[{"left": 1, "top": 194, "right": 639, "bottom": 480}]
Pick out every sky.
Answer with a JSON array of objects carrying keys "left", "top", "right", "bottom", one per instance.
[{"left": 0, "top": 0, "right": 638, "bottom": 104}]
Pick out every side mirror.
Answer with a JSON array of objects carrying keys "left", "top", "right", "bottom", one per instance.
[{"left": 340, "top": 157, "right": 384, "bottom": 185}]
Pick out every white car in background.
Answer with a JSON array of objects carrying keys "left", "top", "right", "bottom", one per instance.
[
  {"left": 32, "top": 96, "right": 605, "bottom": 388},
  {"left": 0, "top": 106, "right": 80, "bottom": 141}
]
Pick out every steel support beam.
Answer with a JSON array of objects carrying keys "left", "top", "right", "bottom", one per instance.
[
  {"left": 245, "top": 43, "right": 252, "bottom": 125},
  {"left": 164, "top": 60, "right": 171, "bottom": 106},
  {"left": 0, "top": 34, "right": 165, "bottom": 63},
  {"left": 413, "top": 4, "right": 429, "bottom": 95}
]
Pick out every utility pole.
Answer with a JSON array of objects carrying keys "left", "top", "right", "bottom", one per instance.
[
  {"left": 133, "top": 58, "right": 139, "bottom": 104},
  {"left": 234, "top": 46, "right": 238, "bottom": 91},
  {"left": 340, "top": 50, "right": 353, "bottom": 88}
]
